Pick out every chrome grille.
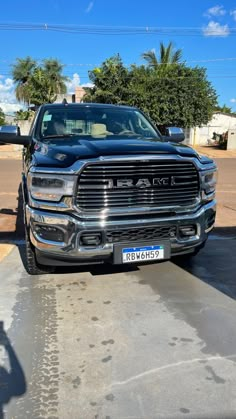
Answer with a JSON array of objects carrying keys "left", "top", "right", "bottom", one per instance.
[
  {"left": 76, "top": 160, "right": 200, "bottom": 212},
  {"left": 106, "top": 226, "right": 177, "bottom": 244}
]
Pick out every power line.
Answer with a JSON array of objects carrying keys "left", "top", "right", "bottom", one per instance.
[
  {"left": 1, "top": 58, "right": 236, "bottom": 70},
  {"left": 0, "top": 22, "right": 236, "bottom": 36}
]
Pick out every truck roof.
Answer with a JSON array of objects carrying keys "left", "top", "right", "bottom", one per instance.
[{"left": 40, "top": 103, "right": 139, "bottom": 111}]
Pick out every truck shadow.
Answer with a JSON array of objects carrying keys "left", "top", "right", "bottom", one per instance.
[
  {"left": 173, "top": 226, "right": 236, "bottom": 300},
  {"left": 0, "top": 186, "right": 24, "bottom": 245}
]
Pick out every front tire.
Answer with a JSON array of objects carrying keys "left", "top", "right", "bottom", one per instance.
[{"left": 24, "top": 225, "right": 55, "bottom": 275}]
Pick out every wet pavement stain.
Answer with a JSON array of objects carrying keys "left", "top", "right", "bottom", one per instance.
[
  {"left": 91, "top": 317, "right": 99, "bottom": 321},
  {"left": 105, "top": 393, "right": 115, "bottom": 401},
  {"left": 101, "top": 340, "right": 115, "bottom": 346},
  {"left": 5, "top": 272, "right": 60, "bottom": 419},
  {"left": 205, "top": 365, "right": 226, "bottom": 384},
  {"left": 180, "top": 407, "right": 190, "bottom": 414},
  {"left": 102, "top": 356, "right": 112, "bottom": 363},
  {"left": 180, "top": 338, "right": 194, "bottom": 342},
  {"left": 72, "top": 376, "right": 81, "bottom": 388}
]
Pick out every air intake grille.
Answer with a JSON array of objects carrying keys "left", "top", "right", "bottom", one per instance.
[
  {"left": 76, "top": 160, "right": 199, "bottom": 212},
  {"left": 106, "top": 225, "right": 177, "bottom": 244}
]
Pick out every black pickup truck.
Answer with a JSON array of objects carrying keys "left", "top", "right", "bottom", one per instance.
[{"left": 0, "top": 103, "right": 217, "bottom": 274}]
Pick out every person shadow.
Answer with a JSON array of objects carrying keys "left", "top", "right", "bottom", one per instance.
[{"left": 0, "top": 322, "right": 26, "bottom": 419}]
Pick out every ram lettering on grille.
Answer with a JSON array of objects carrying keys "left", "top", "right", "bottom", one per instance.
[{"left": 76, "top": 161, "right": 200, "bottom": 211}]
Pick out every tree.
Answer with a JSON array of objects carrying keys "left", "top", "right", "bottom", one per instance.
[
  {"left": 142, "top": 42, "right": 183, "bottom": 71},
  {"left": 43, "top": 59, "right": 68, "bottom": 95},
  {"left": 0, "top": 107, "right": 5, "bottom": 125},
  {"left": 14, "top": 109, "right": 34, "bottom": 121},
  {"left": 12, "top": 57, "right": 68, "bottom": 106},
  {"left": 12, "top": 56, "right": 36, "bottom": 105},
  {"left": 84, "top": 55, "right": 129, "bottom": 104},
  {"left": 84, "top": 55, "right": 218, "bottom": 128},
  {"left": 214, "top": 104, "right": 232, "bottom": 114}
]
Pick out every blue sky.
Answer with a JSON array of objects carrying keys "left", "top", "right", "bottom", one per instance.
[{"left": 1, "top": 0, "right": 236, "bottom": 114}]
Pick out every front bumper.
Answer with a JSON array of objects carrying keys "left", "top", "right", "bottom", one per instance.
[{"left": 26, "top": 201, "right": 216, "bottom": 266}]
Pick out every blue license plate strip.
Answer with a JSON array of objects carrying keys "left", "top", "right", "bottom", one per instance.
[{"left": 122, "top": 245, "right": 164, "bottom": 263}]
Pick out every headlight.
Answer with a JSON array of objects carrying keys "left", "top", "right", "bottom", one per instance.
[
  {"left": 201, "top": 169, "right": 218, "bottom": 195},
  {"left": 28, "top": 173, "right": 76, "bottom": 202}
]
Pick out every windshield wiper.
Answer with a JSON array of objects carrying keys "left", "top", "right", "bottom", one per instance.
[{"left": 42, "top": 134, "right": 78, "bottom": 139}]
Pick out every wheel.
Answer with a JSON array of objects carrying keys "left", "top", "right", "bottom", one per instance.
[{"left": 24, "top": 224, "right": 55, "bottom": 275}]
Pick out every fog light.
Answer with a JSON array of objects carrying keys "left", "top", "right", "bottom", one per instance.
[
  {"left": 80, "top": 233, "right": 102, "bottom": 246},
  {"left": 34, "top": 225, "right": 64, "bottom": 242},
  {"left": 179, "top": 225, "right": 197, "bottom": 238}
]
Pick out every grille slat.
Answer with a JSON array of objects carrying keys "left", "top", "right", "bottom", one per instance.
[
  {"left": 78, "top": 192, "right": 198, "bottom": 200},
  {"left": 76, "top": 160, "right": 200, "bottom": 212}
]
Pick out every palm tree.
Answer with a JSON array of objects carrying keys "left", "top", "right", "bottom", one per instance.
[
  {"left": 43, "top": 59, "right": 68, "bottom": 95},
  {"left": 142, "top": 42, "right": 183, "bottom": 70},
  {"left": 12, "top": 57, "right": 68, "bottom": 106},
  {"left": 12, "top": 56, "right": 36, "bottom": 104}
]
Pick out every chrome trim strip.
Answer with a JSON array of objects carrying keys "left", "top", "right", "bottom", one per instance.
[{"left": 29, "top": 154, "right": 217, "bottom": 174}]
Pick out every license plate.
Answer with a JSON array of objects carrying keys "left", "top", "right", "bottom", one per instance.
[{"left": 122, "top": 245, "right": 164, "bottom": 263}]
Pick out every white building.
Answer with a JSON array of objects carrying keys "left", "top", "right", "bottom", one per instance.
[{"left": 184, "top": 112, "right": 236, "bottom": 146}]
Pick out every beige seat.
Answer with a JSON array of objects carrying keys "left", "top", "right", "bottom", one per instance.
[{"left": 91, "top": 123, "right": 113, "bottom": 138}]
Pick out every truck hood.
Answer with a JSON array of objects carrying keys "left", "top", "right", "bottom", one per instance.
[{"left": 32, "top": 137, "right": 199, "bottom": 168}]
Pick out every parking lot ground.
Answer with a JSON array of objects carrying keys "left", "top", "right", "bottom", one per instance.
[
  {"left": 0, "top": 158, "right": 236, "bottom": 418},
  {"left": 0, "top": 235, "right": 236, "bottom": 418}
]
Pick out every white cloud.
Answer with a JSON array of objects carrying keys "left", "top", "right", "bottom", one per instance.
[
  {"left": 85, "top": 1, "right": 94, "bottom": 13},
  {"left": 205, "top": 5, "right": 226, "bottom": 17},
  {"left": 203, "top": 21, "right": 230, "bottom": 36},
  {"left": 0, "top": 103, "right": 21, "bottom": 114},
  {"left": 230, "top": 9, "right": 236, "bottom": 20},
  {"left": 66, "top": 73, "right": 81, "bottom": 93},
  {"left": 0, "top": 75, "right": 22, "bottom": 114},
  {"left": 0, "top": 77, "right": 14, "bottom": 93},
  {"left": 230, "top": 98, "right": 236, "bottom": 103}
]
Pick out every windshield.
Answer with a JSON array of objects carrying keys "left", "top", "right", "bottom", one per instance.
[{"left": 37, "top": 107, "right": 160, "bottom": 141}]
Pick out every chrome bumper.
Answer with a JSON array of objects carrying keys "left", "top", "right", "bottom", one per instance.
[{"left": 26, "top": 201, "right": 216, "bottom": 265}]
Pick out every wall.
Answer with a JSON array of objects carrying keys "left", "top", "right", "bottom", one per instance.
[
  {"left": 188, "top": 113, "right": 236, "bottom": 146},
  {"left": 75, "top": 87, "right": 86, "bottom": 103},
  {"left": 18, "top": 120, "right": 32, "bottom": 135}
]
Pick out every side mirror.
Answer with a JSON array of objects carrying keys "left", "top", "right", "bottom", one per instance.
[
  {"left": 0, "top": 125, "right": 31, "bottom": 146},
  {"left": 163, "top": 127, "right": 185, "bottom": 143},
  {"left": 0, "top": 125, "right": 20, "bottom": 135}
]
